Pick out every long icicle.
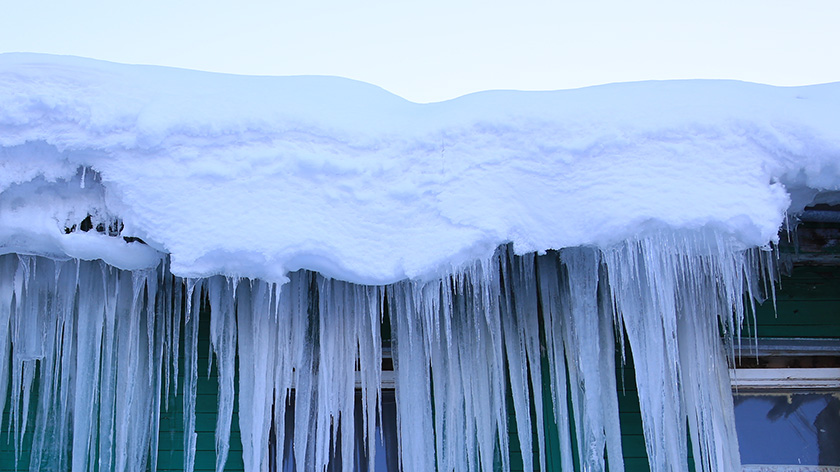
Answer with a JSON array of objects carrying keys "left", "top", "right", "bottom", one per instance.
[{"left": 0, "top": 233, "right": 773, "bottom": 472}]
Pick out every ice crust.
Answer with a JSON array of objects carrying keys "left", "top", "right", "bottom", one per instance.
[{"left": 0, "top": 54, "right": 839, "bottom": 472}]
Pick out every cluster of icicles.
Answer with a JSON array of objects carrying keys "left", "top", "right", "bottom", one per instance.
[{"left": 0, "top": 231, "right": 774, "bottom": 472}]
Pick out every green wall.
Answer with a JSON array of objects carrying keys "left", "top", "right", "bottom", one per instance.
[
  {"left": 156, "top": 316, "right": 245, "bottom": 472},
  {"left": 751, "top": 266, "right": 840, "bottom": 339}
]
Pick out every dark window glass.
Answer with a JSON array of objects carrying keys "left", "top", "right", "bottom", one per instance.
[
  {"left": 272, "top": 390, "right": 399, "bottom": 471},
  {"left": 734, "top": 392, "right": 840, "bottom": 467}
]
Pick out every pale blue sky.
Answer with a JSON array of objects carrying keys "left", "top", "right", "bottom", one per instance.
[{"left": 1, "top": 0, "right": 837, "bottom": 102}]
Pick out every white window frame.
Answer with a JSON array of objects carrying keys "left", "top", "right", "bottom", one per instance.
[
  {"left": 729, "top": 338, "right": 840, "bottom": 472},
  {"left": 730, "top": 367, "right": 840, "bottom": 390}
]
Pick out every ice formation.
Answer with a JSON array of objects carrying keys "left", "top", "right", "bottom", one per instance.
[
  {"left": 0, "top": 53, "right": 839, "bottom": 471},
  {"left": 0, "top": 242, "right": 774, "bottom": 472}
]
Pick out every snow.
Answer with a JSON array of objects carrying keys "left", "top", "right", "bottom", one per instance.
[
  {"left": 2, "top": 53, "right": 839, "bottom": 284},
  {"left": 1, "top": 53, "right": 839, "bottom": 472}
]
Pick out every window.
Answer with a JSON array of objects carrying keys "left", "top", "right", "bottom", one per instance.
[
  {"left": 731, "top": 339, "right": 840, "bottom": 472},
  {"left": 269, "top": 350, "right": 399, "bottom": 472},
  {"left": 270, "top": 390, "right": 399, "bottom": 472}
]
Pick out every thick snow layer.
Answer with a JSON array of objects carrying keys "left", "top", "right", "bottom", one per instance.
[
  {"left": 2, "top": 55, "right": 837, "bottom": 472},
  {"left": 1, "top": 53, "right": 839, "bottom": 284}
]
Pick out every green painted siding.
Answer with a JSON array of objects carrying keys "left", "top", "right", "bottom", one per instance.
[
  {"left": 156, "top": 310, "right": 245, "bottom": 472},
  {"left": 752, "top": 266, "right": 840, "bottom": 339},
  {"left": 0, "top": 408, "right": 36, "bottom": 471},
  {"left": 617, "top": 356, "right": 651, "bottom": 472}
]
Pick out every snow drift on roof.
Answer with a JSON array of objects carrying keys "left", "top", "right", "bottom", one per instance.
[{"left": 1, "top": 53, "right": 838, "bottom": 284}]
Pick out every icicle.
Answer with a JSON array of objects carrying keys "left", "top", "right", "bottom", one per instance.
[
  {"left": 0, "top": 233, "right": 773, "bottom": 472},
  {"left": 0, "top": 255, "right": 16, "bottom": 452},
  {"left": 97, "top": 264, "right": 119, "bottom": 472},
  {"left": 390, "top": 281, "right": 435, "bottom": 472},
  {"left": 355, "top": 284, "right": 383, "bottom": 471},
  {"left": 536, "top": 254, "right": 576, "bottom": 472},
  {"left": 183, "top": 278, "right": 203, "bottom": 472},
  {"left": 159, "top": 261, "right": 175, "bottom": 418},
  {"left": 112, "top": 271, "right": 143, "bottom": 471},
  {"left": 472, "top": 257, "right": 509, "bottom": 472},
  {"left": 147, "top": 268, "right": 166, "bottom": 472},
  {"left": 676, "top": 260, "right": 740, "bottom": 472},
  {"left": 604, "top": 237, "right": 688, "bottom": 472},
  {"left": 10, "top": 255, "right": 46, "bottom": 467},
  {"left": 602, "top": 231, "right": 765, "bottom": 472},
  {"left": 237, "top": 279, "right": 280, "bottom": 472},
  {"left": 597, "top": 262, "right": 624, "bottom": 472},
  {"left": 514, "top": 255, "right": 548, "bottom": 472},
  {"left": 499, "top": 250, "right": 542, "bottom": 472},
  {"left": 272, "top": 272, "right": 301, "bottom": 472},
  {"left": 207, "top": 276, "right": 238, "bottom": 472},
  {"left": 0, "top": 256, "right": 172, "bottom": 472},
  {"left": 559, "top": 246, "right": 624, "bottom": 472},
  {"left": 315, "top": 277, "right": 356, "bottom": 471},
  {"left": 30, "top": 259, "right": 77, "bottom": 471},
  {"left": 391, "top": 252, "right": 512, "bottom": 472},
  {"left": 290, "top": 271, "right": 319, "bottom": 472},
  {"left": 71, "top": 261, "right": 106, "bottom": 472}
]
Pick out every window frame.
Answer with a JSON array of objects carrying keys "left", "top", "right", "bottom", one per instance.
[{"left": 729, "top": 338, "right": 840, "bottom": 472}]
